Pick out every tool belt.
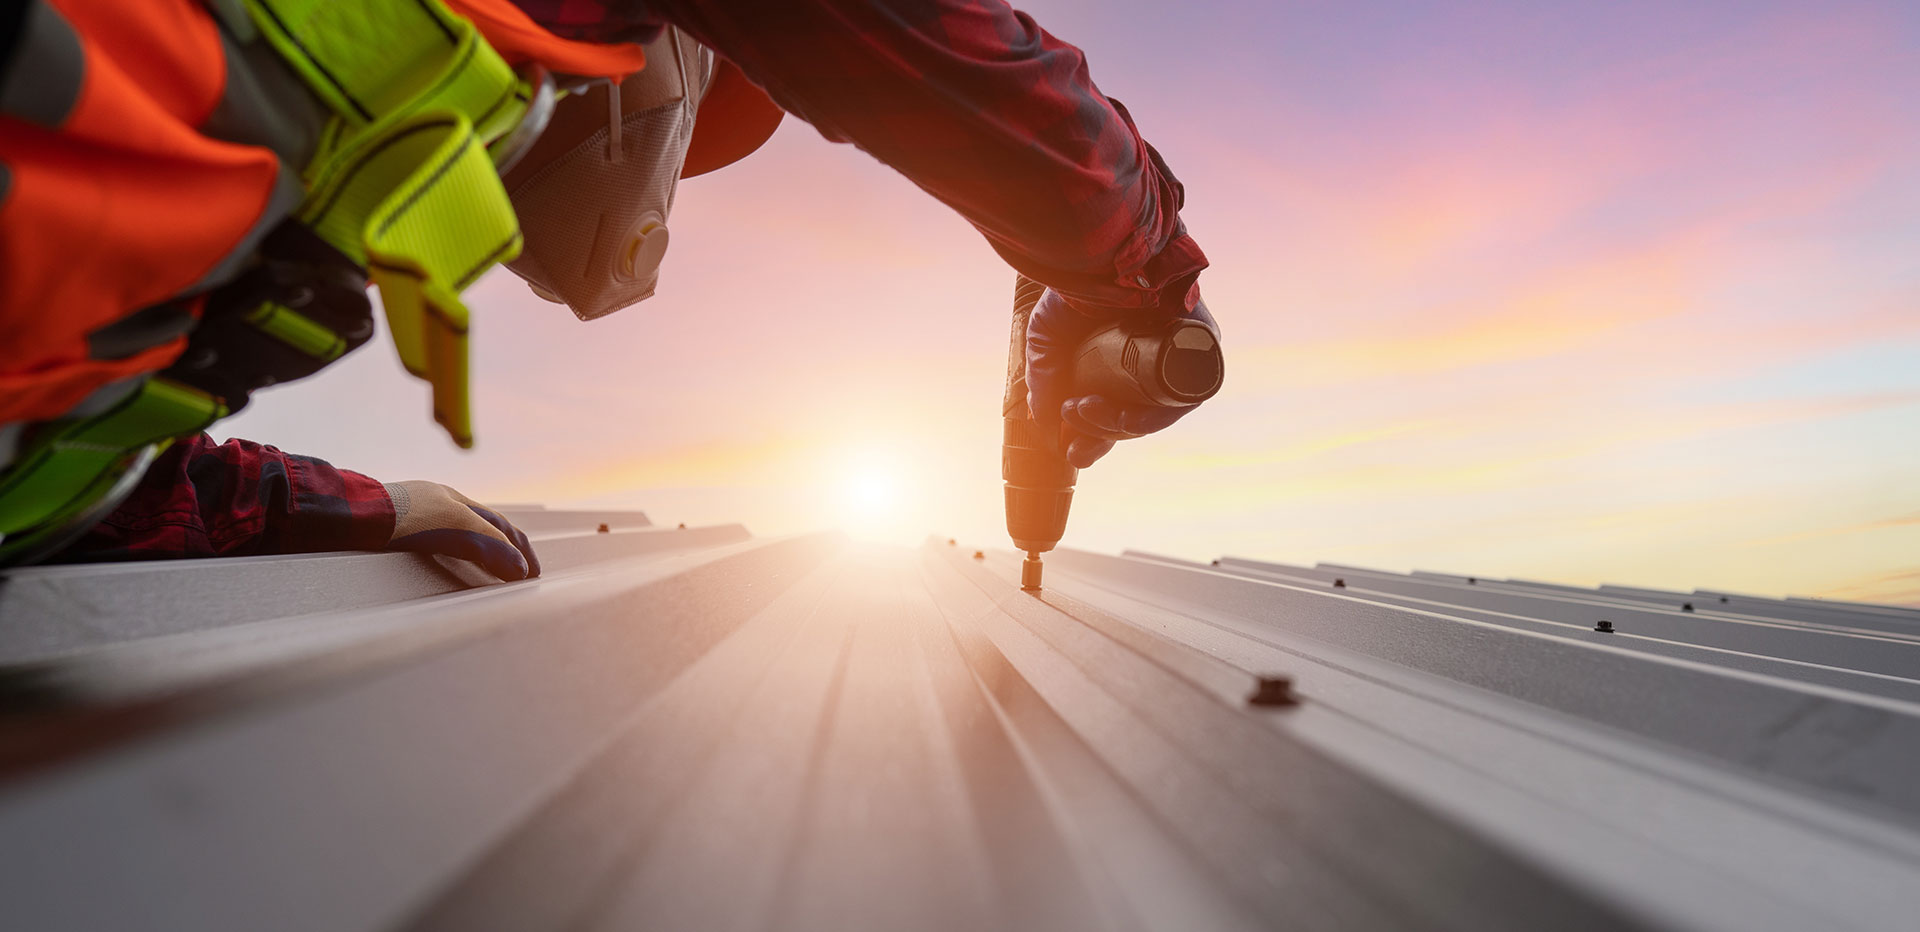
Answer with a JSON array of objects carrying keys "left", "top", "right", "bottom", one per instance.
[{"left": 0, "top": 0, "right": 553, "bottom": 564}]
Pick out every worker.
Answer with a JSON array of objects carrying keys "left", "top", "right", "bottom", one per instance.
[{"left": 0, "top": 0, "right": 1220, "bottom": 574}]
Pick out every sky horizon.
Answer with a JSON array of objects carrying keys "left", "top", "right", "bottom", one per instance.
[{"left": 219, "top": 0, "right": 1920, "bottom": 605}]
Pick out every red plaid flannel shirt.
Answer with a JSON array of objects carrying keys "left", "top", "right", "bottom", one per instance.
[
  {"left": 519, "top": 0, "right": 1209, "bottom": 312},
  {"left": 54, "top": 434, "right": 394, "bottom": 562}
]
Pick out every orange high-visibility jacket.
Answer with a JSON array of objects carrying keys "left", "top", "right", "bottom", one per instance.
[{"left": 0, "top": 0, "right": 780, "bottom": 426}]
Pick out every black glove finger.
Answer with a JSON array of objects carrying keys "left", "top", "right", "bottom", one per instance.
[
  {"left": 1066, "top": 433, "right": 1118, "bottom": 468},
  {"left": 391, "top": 527, "right": 531, "bottom": 581},
  {"left": 1116, "top": 402, "right": 1194, "bottom": 436},
  {"left": 1023, "top": 289, "right": 1099, "bottom": 425},
  {"left": 1063, "top": 395, "right": 1193, "bottom": 441},
  {"left": 470, "top": 505, "right": 542, "bottom": 579}
]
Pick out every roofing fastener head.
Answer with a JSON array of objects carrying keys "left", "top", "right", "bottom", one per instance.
[
  {"left": 677, "top": 522, "right": 686, "bottom": 529},
  {"left": 1248, "top": 675, "right": 1300, "bottom": 708},
  {"left": 973, "top": 550, "right": 985, "bottom": 560},
  {"left": 1595, "top": 620, "right": 1615, "bottom": 633},
  {"left": 597, "top": 523, "right": 610, "bottom": 533},
  {"left": 948, "top": 538, "right": 956, "bottom": 546},
  {"left": 1719, "top": 596, "right": 1729, "bottom": 603},
  {"left": 1468, "top": 577, "right": 1477, "bottom": 584},
  {"left": 1682, "top": 602, "right": 1695, "bottom": 612},
  {"left": 1333, "top": 578, "right": 1346, "bottom": 588}
]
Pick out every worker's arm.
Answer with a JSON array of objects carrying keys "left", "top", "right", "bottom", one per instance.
[
  {"left": 53, "top": 434, "right": 540, "bottom": 579},
  {"left": 522, "top": 0, "right": 1214, "bottom": 465},
  {"left": 523, "top": 0, "right": 1208, "bottom": 316}
]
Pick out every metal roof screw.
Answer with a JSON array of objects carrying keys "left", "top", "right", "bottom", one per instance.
[
  {"left": 1467, "top": 577, "right": 1477, "bottom": 584},
  {"left": 596, "top": 523, "right": 610, "bottom": 533},
  {"left": 1595, "top": 620, "right": 1615, "bottom": 633},
  {"left": 1681, "top": 602, "right": 1695, "bottom": 612},
  {"left": 947, "top": 538, "right": 956, "bottom": 546},
  {"left": 677, "top": 522, "right": 686, "bottom": 529},
  {"left": 1211, "top": 559, "right": 1220, "bottom": 566},
  {"left": 1332, "top": 578, "right": 1346, "bottom": 588},
  {"left": 1248, "top": 675, "right": 1301, "bottom": 708},
  {"left": 1719, "top": 596, "right": 1728, "bottom": 603},
  {"left": 972, "top": 550, "right": 985, "bottom": 560}
]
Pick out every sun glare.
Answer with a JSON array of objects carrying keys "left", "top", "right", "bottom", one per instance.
[
  {"left": 832, "top": 453, "right": 920, "bottom": 543},
  {"left": 843, "top": 466, "right": 901, "bottom": 514}
]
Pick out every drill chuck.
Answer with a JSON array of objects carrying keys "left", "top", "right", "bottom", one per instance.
[{"left": 1002, "top": 413, "right": 1076, "bottom": 554}]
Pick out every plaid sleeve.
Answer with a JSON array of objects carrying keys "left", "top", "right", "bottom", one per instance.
[
  {"left": 53, "top": 433, "right": 396, "bottom": 561},
  {"left": 511, "top": 0, "right": 1208, "bottom": 314}
]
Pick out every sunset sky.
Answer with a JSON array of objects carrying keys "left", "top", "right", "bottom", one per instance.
[{"left": 220, "top": 0, "right": 1920, "bottom": 605}]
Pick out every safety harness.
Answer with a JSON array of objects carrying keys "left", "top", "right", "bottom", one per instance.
[{"left": 0, "top": 0, "right": 555, "bottom": 562}]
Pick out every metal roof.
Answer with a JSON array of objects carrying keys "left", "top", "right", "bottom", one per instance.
[{"left": 2, "top": 516, "right": 1919, "bottom": 930}]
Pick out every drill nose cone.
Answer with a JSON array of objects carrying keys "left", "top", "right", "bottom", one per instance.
[{"left": 1021, "top": 552, "right": 1045, "bottom": 591}]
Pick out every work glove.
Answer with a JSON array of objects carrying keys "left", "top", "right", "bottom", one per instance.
[
  {"left": 1025, "top": 287, "right": 1221, "bottom": 468},
  {"left": 383, "top": 480, "right": 542, "bottom": 581}
]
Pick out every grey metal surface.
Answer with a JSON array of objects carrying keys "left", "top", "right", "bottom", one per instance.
[
  {"left": 492, "top": 506, "right": 655, "bottom": 534},
  {"left": 0, "top": 516, "right": 741, "bottom": 664},
  {"left": 1106, "top": 552, "right": 1920, "bottom": 825},
  {"left": 2, "top": 535, "right": 1919, "bottom": 930}
]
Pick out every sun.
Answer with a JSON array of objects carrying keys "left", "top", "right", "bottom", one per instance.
[
  {"left": 831, "top": 454, "right": 919, "bottom": 543},
  {"left": 841, "top": 465, "right": 901, "bottom": 515}
]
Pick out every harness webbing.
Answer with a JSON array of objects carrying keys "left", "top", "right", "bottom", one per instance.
[
  {"left": 0, "top": 0, "right": 544, "bottom": 562},
  {"left": 0, "top": 379, "right": 226, "bottom": 560},
  {"left": 247, "top": 0, "right": 533, "bottom": 448}
]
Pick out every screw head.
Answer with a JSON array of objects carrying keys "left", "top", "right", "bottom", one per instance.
[
  {"left": 1682, "top": 603, "right": 1695, "bottom": 612},
  {"left": 1333, "top": 578, "right": 1346, "bottom": 588},
  {"left": 1468, "top": 577, "right": 1477, "bottom": 584},
  {"left": 972, "top": 550, "right": 985, "bottom": 560},
  {"left": 677, "top": 522, "right": 686, "bottom": 529},
  {"left": 596, "top": 523, "right": 610, "bottom": 533},
  {"left": 1248, "top": 675, "right": 1300, "bottom": 707},
  {"left": 1595, "top": 620, "right": 1615, "bottom": 633},
  {"left": 947, "top": 538, "right": 956, "bottom": 546}
]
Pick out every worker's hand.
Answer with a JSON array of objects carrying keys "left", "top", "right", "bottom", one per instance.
[
  {"left": 1026, "top": 287, "right": 1220, "bottom": 468},
  {"left": 383, "top": 480, "right": 542, "bottom": 581}
]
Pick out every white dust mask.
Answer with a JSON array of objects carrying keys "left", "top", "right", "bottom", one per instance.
[{"left": 505, "top": 28, "right": 714, "bottom": 320}]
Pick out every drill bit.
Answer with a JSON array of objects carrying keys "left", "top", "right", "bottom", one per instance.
[{"left": 1022, "top": 551, "right": 1044, "bottom": 591}]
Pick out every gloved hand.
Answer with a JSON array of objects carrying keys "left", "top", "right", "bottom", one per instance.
[
  {"left": 383, "top": 480, "right": 541, "bottom": 581},
  {"left": 1025, "top": 287, "right": 1221, "bottom": 467}
]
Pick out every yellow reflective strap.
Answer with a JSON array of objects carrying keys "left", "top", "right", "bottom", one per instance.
[
  {"left": 246, "top": 302, "right": 349, "bottom": 361},
  {"left": 353, "top": 111, "right": 520, "bottom": 448},
  {"left": 245, "top": 0, "right": 530, "bottom": 448},
  {"left": 0, "top": 380, "right": 225, "bottom": 536},
  {"left": 244, "top": 0, "right": 492, "bottom": 127}
]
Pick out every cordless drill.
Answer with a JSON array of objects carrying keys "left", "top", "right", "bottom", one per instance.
[{"left": 1002, "top": 274, "right": 1224, "bottom": 591}]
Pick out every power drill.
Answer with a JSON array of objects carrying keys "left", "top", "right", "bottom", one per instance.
[{"left": 1002, "top": 273, "right": 1224, "bottom": 591}]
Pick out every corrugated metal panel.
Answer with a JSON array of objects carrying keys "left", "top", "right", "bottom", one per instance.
[{"left": 2, "top": 529, "right": 1918, "bottom": 930}]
